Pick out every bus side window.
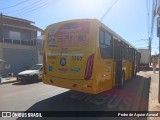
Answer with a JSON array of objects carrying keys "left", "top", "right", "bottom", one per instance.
[
  {"left": 113, "top": 39, "right": 121, "bottom": 61},
  {"left": 99, "top": 29, "right": 112, "bottom": 59},
  {"left": 122, "top": 43, "right": 127, "bottom": 59},
  {"left": 104, "top": 32, "right": 111, "bottom": 45}
]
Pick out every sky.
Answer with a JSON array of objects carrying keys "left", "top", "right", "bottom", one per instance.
[{"left": 0, "top": 0, "right": 159, "bottom": 55}]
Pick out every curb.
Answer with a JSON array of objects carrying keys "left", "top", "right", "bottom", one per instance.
[
  {"left": 147, "top": 71, "right": 160, "bottom": 120},
  {"left": 0, "top": 80, "right": 17, "bottom": 84},
  {"left": 148, "top": 75, "right": 153, "bottom": 120},
  {"left": 0, "top": 78, "right": 17, "bottom": 85}
]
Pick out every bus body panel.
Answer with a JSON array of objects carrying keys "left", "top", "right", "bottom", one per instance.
[
  {"left": 43, "top": 19, "right": 139, "bottom": 94},
  {"left": 122, "top": 60, "right": 130, "bottom": 80},
  {"left": 43, "top": 75, "right": 98, "bottom": 94},
  {"left": 43, "top": 19, "right": 100, "bottom": 94},
  {"left": 129, "top": 62, "right": 132, "bottom": 79},
  {"left": 94, "top": 48, "right": 114, "bottom": 93},
  {"left": 45, "top": 20, "right": 95, "bottom": 80}
]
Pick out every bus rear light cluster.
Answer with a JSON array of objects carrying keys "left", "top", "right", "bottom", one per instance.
[
  {"left": 87, "top": 85, "right": 92, "bottom": 88},
  {"left": 84, "top": 54, "right": 94, "bottom": 80},
  {"left": 73, "top": 84, "right": 77, "bottom": 87}
]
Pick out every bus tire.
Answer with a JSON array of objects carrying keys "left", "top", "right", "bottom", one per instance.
[
  {"left": 134, "top": 68, "right": 137, "bottom": 76},
  {"left": 119, "top": 72, "right": 125, "bottom": 88}
]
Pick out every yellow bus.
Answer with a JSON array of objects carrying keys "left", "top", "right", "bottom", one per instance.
[{"left": 43, "top": 19, "right": 140, "bottom": 94}]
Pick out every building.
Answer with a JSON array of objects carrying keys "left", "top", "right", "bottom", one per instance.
[
  {"left": 37, "top": 34, "right": 45, "bottom": 64},
  {"left": 0, "top": 13, "right": 44, "bottom": 76}
]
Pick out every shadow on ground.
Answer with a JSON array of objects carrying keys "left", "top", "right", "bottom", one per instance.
[
  {"left": 12, "top": 79, "right": 42, "bottom": 85},
  {"left": 17, "top": 75, "right": 151, "bottom": 120}
]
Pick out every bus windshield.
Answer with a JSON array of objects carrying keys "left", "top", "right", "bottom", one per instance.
[{"left": 48, "top": 21, "right": 90, "bottom": 47}]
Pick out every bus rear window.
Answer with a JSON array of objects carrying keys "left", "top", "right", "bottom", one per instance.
[
  {"left": 48, "top": 21, "right": 90, "bottom": 47},
  {"left": 63, "top": 23, "right": 77, "bottom": 29}
]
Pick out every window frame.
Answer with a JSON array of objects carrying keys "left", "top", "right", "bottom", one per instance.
[
  {"left": 99, "top": 27, "right": 112, "bottom": 59},
  {"left": 99, "top": 28, "right": 111, "bottom": 46},
  {"left": 9, "top": 31, "right": 21, "bottom": 40}
]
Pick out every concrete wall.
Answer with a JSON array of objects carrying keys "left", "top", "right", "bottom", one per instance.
[
  {"left": 0, "top": 43, "right": 3, "bottom": 75},
  {"left": 3, "top": 26, "right": 37, "bottom": 40},
  {"left": 38, "top": 51, "right": 43, "bottom": 64},
  {"left": 3, "top": 26, "right": 31, "bottom": 40},
  {"left": 0, "top": 43, "right": 38, "bottom": 77}
]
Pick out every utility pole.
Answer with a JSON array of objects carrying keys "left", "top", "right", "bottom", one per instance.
[
  {"left": 157, "top": 6, "right": 160, "bottom": 103},
  {"left": 0, "top": 13, "right": 3, "bottom": 42},
  {"left": 158, "top": 19, "right": 160, "bottom": 103},
  {"left": 149, "top": 37, "right": 151, "bottom": 65}
]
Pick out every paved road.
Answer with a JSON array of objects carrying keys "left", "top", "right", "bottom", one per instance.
[
  {"left": 0, "top": 73, "right": 151, "bottom": 120},
  {"left": 0, "top": 81, "right": 69, "bottom": 111}
]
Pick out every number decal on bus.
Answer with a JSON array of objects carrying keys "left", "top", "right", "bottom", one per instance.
[{"left": 71, "top": 56, "right": 82, "bottom": 61}]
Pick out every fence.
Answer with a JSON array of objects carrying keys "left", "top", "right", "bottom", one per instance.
[{"left": 2, "top": 38, "right": 44, "bottom": 47}]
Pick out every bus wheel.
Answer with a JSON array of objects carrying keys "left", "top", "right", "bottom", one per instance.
[
  {"left": 119, "top": 72, "right": 124, "bottom": 88},
  {"left": 134, "top": 68, "right": 137, "bottom": 76}
]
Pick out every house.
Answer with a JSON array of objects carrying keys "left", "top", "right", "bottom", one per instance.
[{"left": 0, "top": 13, "right": 44, "bottom": 76}]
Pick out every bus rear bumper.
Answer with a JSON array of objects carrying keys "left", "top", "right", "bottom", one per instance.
[{"left": 42, "top": 75, "right": 100, "bottom": 94}]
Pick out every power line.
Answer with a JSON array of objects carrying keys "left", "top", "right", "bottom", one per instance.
[
  {"left": 133, "top": 43, "right": 148, "bottom": 46},
  {"left": 16, "top": 0, "right": 60, "bottom": 17},
  {"left": 100, "top": 0, "right": 119, "bottom": 21},
  {"left": 150, "top": 0, "right": 157, "bottom": 39},
  {"left": 152, "top": 47, "right": 159, "bottom": 49},
  {"left": 146, "top": 0, "right": 150, "bottom": 37},
  {"left": 5, "top": 0, "right": 43, "bottom": 15},
  {"left": 130, "top": 39, "right": 149, "bottom": 43},
  {"left": 147, "top": 0, "right": 158, "bottom": 59},
  {"left": 0, "top": 0, "right": 29, "bottom": 10},
  {"left": 11, "top": 0, "right": 49, "bottom": 16},
  {"left": 10, "top": 0, "right": 49, "bottom": 16}
]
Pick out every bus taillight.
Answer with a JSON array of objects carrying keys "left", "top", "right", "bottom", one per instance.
[{"left": 84, "top": 54, "right": 94, "bottom": 80}]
